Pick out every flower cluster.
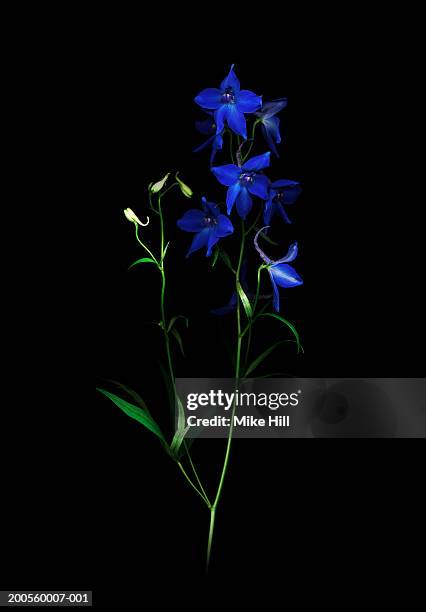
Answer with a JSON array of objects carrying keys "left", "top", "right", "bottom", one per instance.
[{"left": 177, "top": 64, "right": 303, "bottom": 312}]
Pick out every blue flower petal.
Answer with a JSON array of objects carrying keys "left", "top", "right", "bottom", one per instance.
[
  {"left": 270, "top": 263, "right": 303, "bottom": 288},
  {"left": 193, "top": 133, "right": 216, "bottom": 154},
  {"left": 247, "top": 174, "right": 270, "bottom": 200},
  {"left": 194, "top": 88, "right": 222, "bottom": 110},
  {"left": 277, "top": 203, "right": 292, "bottom": 224},
  {"left": 201, "top": 197, "right": 220, "bottom": 218},
  {"left": 283, "top": 185, "right": 302, "bottom": 205},
  {"left": 243, "top": 151, "right": 271, "bottom": 172},
  {"left": 274, "top": 241, "right": 299, "bottom": 264},
  {"left": 220, "top": 64, "right": 240, "bottom": 93},
  {"left": 225, "top": 105, "right": 247, "bottom": 139},
  {"left": 237, "top": 90, "right": 262, "bottom": 113},
  {"left": 177, "top": 210, "right": 207, "bottom": 233},
  {"left": 226, "top": 182, "right": 242, "bottom": 214},
  {"left": 271, "top": 179, "right": 299, "bottom": 189},
  {"left": 211, "top": 292, "right": 238, "bottom": 316},
  {"left": 214, "top": 105, "right": 227, "bottom": 135},
  {"left": 236, "top": 188, "right": 253, "bottom": 219},
  {"left": 206, "top": 228, "right": 220, "bottom": 256},
  {"left": 216, "top": 214, "right": 234, "bottom": 237},
  {"left": 259, "top": 99, "right": 288, "bottom": 119},
  {"left": 186, "top": 228, "right": 210, "bottom": 257},
  {"left": 195, "top": 116, "right": 215, "bottom": 135},
  {"left": 254, "top": 226, "right": 274, "bottom": 264},
  {"left": 262, "top": 125, "right": 279, "bottom": 157},
  {"left": 212, "top": 163, "right": 240, "bottom": 186},
  {"left": 269, "top": 271, "right": 281, "bottom": 312},
  {"left": 263, "top": 199, "right": 274, "bottom": 225}
]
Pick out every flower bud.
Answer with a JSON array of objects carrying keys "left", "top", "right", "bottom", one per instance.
[
  {"left": 150, "top": 172, "right": 170, "bottom": 193},
  {"left": 124, "top": 208, "right": 149, "bottom": 226},
  {"left": 175, "top": 172, "right": 193, "bottom": 198}
]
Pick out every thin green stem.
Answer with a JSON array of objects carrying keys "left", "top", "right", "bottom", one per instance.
[
  {"left": 206, "top": 507, "right": 216, "bottom": 571},
  {"left": 157, "top": 188, "right": 211, "bottom": 509},
  {"left": 244, "top": 264, "right": 265, "bottom": 368},
  {"left": 184, "top": 441, "right": 211, "bottom": 506},
  {"left": 241, "top": 119, "right": 261, "bottom": 164},
  {"left": 135, "top": 225, "right": 158, "bottom": 264},
  {"left": 206, "top": 219, "right": 246, "bottom": 571},
  {"left": 178, "top": 461, "right": 211, "bottom": 508},
  {"left": 228, "top": 129, "right": 235, "bottom": 164}
]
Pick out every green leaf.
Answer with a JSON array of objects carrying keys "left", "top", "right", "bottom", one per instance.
[
  {"left": 171, "top": 327, "right": 185, "bottom": 356},
  {"left": 106, "top": 379, "right": 152, "bottom": 418},
  {"left": 244, "top": 341, "right": 288, "bottom": 377},
  {"left": 162, "top": 241, "right": 170, "bottom": 259},
  {"left": 129, "top": 257, "right": 157, "bottom": 269},
  {"left": 211, "top": 247, "right": 220, "bottom": 267},
  {"left": 257, "top": 313, "right": 302, "bottom": 353},
  {"left": 168, "top": 315, "right": 189, "bottom": 333},
  {"left": 96, "top": 388, "right": 166, "bottom": 443},
  {"left": 170, "top": 395, "right": 188, "bottom": 458},
  {"left": 237, "top": 281, "right": 253, "bottom": 320},
  {"left": 219, "top": 250, "right": 236, "bottom": 274}
]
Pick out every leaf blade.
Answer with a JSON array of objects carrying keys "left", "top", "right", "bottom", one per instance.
[
  {"left": 96, "top": 388, "right": 166, "bottom": 443},
  {"left": 129, "top": 257, "right": 157, "bottom": 269},
  {"left": 237, "top": 281, "right": 253, "bottom": 320},
  {"left": 257, "top": 313, "right": 301, "bottom": 353}
]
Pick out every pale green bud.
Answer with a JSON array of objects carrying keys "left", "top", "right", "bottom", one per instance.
[
  {"left": 175, "top": 172, "right": 193, "bottom": 198},
  {"left": 124, "top": 208, "right": 149, "bottom": 226},
  {"left": 150, "top": 172, "right": 170, "bottom": 193}
]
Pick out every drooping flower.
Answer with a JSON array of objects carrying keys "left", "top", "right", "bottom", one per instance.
[
  {"left": 254, "top": 99, "right": 287, "bottom": 156},
  {"left": 194, "top": 64, "right": 262, "bottom": 140},
  {"left": 254, "top": 227, "right": 303, "bottom": 312},
  {"left": 264, "top": 180, "right": 302, "bottom": 225},
  {"left": 212, "top": 152, "right": 271, "bottom": 220},
  {"left": 193, "top": 112, "right": 223, "bottom": 165},
  {"left": 177, "top": 197, "right": 234, "bottom": 257}
]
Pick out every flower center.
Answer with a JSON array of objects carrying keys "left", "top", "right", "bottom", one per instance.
[
  {"left": 203, "top": 216, "right": 217, "bottom": 227},
  {"left": 240, "top": 172, "right": 255, "bottom": 185},
  {"left": 274, "top": 191, "right": 284, "bottom": 203},
  {"left": 222, "top": 87, "right": 236, "bottom": 104}
]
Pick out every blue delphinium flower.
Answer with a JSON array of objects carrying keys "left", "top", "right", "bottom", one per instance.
[
  {"left": 254, "top": 99, "right": 287, "bottom": 156},
  {"left": 194, "top": 64, "right": 262, "bottom": 140},
  {"left": 264, "top": 180, "right": 302, "bottom": 225},
  {"left": 193, "top": 112, "right": 223, "bottom": 166},
  {"left": 177, "top": 197, "right": 234, "bottom": 257},
  {"left": 212, "top": 152, "right": 271, "bottom": 220},
  {"left": 254, "top": 227, "right": 303, "bottom": 312}
]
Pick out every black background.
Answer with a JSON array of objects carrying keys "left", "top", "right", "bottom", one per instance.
[{"left": 2, "top": 36, "right": 424, "bottom": 607}]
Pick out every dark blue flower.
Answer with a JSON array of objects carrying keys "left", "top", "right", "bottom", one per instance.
[
  {"left": 177, "top": 197, "right": 234, "bottom": 257},
  {"left": 254, "top": 227, "right": 303, "bottom": 312},
  {"left": 254, "top": 99, "right": 287, "bottom": 156},
  {"left": 264, "top": 179, "right": 302, "bottom": 225},
  {"left": 194, "top": 64, "right": 262, "bottom": 140},
  {"left": 212, "top": 152, "right": 271, "bottom": 220},
  {"left": 193, "top": 112, "right": 223, "bottom": 166}
]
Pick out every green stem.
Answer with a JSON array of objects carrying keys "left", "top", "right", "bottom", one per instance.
[
  {"left": 206, "top": 507, "right": 216, "bottom": 571},
  {"left": 241, "top": 119, "right": 261, "bottom": 164},
  {"left": 157, "top": 188, "right": 211, "bottom": 507},
  {"left": 206, "top": 219, "right": 246, "bottom": 571},
  {"left": 244, "top": 264, "right": 265, "bottom": 368},
  {"left": 134, "top": 225, "right": 158, "bottom": 264},
  {"left": 184, "top": 441, "right": 211, "bottom": 506},
  {"left": 178, "top": 462, "right": 211, "bottom": 508}
]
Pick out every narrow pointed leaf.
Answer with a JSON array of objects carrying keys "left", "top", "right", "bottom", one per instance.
[
  {"left": 168, "top": 315, "right": 189, "bottom": 333},
  {"left": 171, "top": 328, "right": 185, "bottom": 356},
  {"left": 257, "top": 313, "right": 301, "bottom": 353},
  {"left": 211, "top": 247, "right": 220, "bottom": 267},
  {"left": 129, "top": 257, "right": 157, "bottom": 269},
  {"left": 219, "top": 250, "right": 236, "bottom": 274},
  {"left": 244, "top": 340, "right": 287, "bottom": 377},
  {"left": 237, "top": 281, "right": 253, "bottom": 319},
  {"left": 106, "top": 379, "right": 152, "bottom": 418},
  {"left": 96, "top": 388, "right": 166, "bottom": 443}
]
